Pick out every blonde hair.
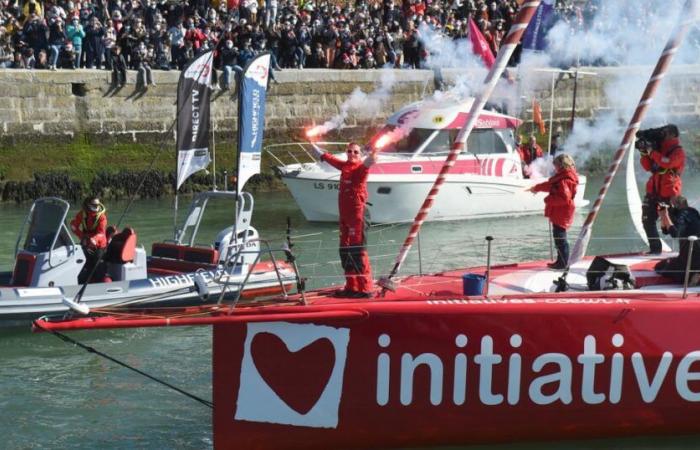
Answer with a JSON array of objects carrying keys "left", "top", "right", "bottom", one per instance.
[{"left": 554, "top": 154, "right": 575, "bottom": 169}]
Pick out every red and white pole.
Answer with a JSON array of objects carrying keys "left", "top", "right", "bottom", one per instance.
[
  {"left": 569, "top": 0, "right": 699, "bottom": 264},
  {"left": 379, "top": 1, "right": 542, "bottom": 292}
]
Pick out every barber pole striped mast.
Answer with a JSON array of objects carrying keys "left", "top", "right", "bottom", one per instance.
[
  {"left": 379, "top": 1, "right": 542, "bottom": 293},
  {"left": 568, "top": 0, "right": 699, "bottom": 265}
]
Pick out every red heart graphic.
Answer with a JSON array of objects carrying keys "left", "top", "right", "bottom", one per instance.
[{"left": 251, "top": 332, "right": 336, "bottom": 415}]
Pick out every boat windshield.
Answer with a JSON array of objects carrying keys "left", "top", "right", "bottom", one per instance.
[
  {"left": 374, "top": 126, "right": 511, "bottom": 155},
  {"left": 23, "top": 201, "right": 72, "bottom": 253}
]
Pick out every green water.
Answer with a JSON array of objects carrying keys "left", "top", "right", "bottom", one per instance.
[{"left": 1, "top": 173, "right": 699, "bottom": 449}]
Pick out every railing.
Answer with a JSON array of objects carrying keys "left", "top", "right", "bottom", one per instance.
[
  {"left": 213, "top": 238, "right": 305, "bottom": 309},
  {"left": 264, "top": 141, "right": 467, "bottom": 170}
]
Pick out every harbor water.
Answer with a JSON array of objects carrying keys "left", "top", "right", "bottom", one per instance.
[{"left": 1, "top": 173, "right": 700, "bottom": 449}]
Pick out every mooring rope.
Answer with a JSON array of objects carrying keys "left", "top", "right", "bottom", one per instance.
[{"left": 33, "top": 320, "right": 214, "bottom": 409}]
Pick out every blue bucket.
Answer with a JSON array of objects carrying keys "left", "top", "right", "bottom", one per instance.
[{"left": 462, "top": 273, "right": 486, "bottom": 296}]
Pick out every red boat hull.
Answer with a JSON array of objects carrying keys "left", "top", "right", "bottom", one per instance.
[{"left": 212, "top": 298, "right": 700, "bottom": 449}]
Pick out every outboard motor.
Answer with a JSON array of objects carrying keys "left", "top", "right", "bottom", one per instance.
[{"left": 214, "top": 226, "right": 261, "bottom": 267}]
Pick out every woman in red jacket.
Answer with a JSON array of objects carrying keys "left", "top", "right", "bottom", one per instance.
[{"left": 527, "top": 154, "right": 579, "bottom": 270}]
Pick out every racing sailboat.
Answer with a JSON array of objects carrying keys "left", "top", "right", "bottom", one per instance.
[{"left": 33, "top": 1, "right": 700, "bottom": 448}]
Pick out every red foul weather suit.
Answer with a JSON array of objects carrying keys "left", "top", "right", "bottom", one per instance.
[
  {"left": 531, "top": 167, "right": 579, "bottom": 230},
  {"left": 641, "top": 137, "right": 685, "bottom": 200},
  {"left": 70, "top": 206, "right": 108, "bottom": 249},
  {"left": 320, "top": 152, "right": 374, "bottom": 294},
  {"left": 640, "top": 136, "right": 685, "bottom": 254}
]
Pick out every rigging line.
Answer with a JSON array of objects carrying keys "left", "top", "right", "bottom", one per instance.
[
  {"left": 33, "top": 320, "right": 214, "bottom": 409},
  {"left": 73, "top": 52, "right": 215, "bottom": 305}
]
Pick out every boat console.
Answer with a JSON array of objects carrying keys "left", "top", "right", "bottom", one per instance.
[{"left": 11, "top": 197, "right": 148, "bottom": 287}]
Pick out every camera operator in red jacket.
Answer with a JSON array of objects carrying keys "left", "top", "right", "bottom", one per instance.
[{"left": 637, "top": 124, "right": 685, "bottom": 254}]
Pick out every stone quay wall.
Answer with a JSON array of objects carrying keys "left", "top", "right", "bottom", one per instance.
[{"left": 1, "top": 65, "right": 700, "bottom": 145}]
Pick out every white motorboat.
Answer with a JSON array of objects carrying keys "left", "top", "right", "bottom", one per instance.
[{"left": 270, "top": 97, "right": 588, "bottom": 223}]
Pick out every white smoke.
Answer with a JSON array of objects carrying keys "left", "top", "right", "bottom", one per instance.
[
  {"left": 308, "top": 69, "right": 397, "bottom": 137},
  {"left": 536, "top": 0, "right": 700, "bottom": 165}
]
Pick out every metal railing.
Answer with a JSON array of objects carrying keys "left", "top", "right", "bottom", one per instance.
[{"left": 213, "top": 238, "right": 305, "bottom": 309}]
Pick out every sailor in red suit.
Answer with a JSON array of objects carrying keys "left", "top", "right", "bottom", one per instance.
[
  {"left": 312, "top": 142, "right": 377, "bottom": 298},
  {"left": 527, "top": 154, "right": 579, "bottom": 270},
  {"left": 70, "top": 196, "right": 108, "bottom": 284},
  {"left": 638, "top": 124, "right": 685, "bottom": 254}
]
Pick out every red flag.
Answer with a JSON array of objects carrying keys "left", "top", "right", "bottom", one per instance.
[
  {"left": 468, "top": 17, "right": 495, "bottom": 69},
  {"left": 532, "top": 98, "right": 546, "bottom": 135}
]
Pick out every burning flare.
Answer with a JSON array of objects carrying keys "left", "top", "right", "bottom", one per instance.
[{"left": 306, "top": 126, "right": 326, "bottom": 140}]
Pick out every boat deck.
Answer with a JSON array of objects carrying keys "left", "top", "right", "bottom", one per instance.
[{"left": 300, "top": 252, "right": 699, "bottom": 304}]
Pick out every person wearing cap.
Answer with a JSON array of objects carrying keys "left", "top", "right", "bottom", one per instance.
[
  {"left": 71, "top": 197, "right": 109, "bottom": 284},
  {"left": 311, "top": 142, "right": 378, "bottom": 298},
  {"left": 655, "top": 195, "right": 700, "bottom": 283}
]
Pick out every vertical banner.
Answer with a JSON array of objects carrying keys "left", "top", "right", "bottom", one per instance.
[
  {"left": 237, "top": 52, "right": 271, "bottom": 194},
  {"left": 176, "top": 51, "right": 214, "bottom": 190},
  {"left": 468, "top": 17, "right": 495, "bottom": 68},
  {"left": 522, "top": 0, "right": 555, "bottom": 51}
]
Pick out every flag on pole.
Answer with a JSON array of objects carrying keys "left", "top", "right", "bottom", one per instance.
[
  {"left": 468, "top": 17, "right": 495, "bottom": 68},
  {"left": 236, "top": 52, "right": 271, "bottom": 194},
  {"left": 176, "top": 51, "right": 214, "bottom": 190},
  {"left": 522, "top": 0, "right": 555, "bottom": 51},
  {"left": 532, "top": 98, "right": 546, "bottom": 135}
]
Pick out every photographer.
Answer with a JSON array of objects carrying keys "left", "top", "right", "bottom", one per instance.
[
  {"left": 654, "top": 196, "right": 700, "bottom": 283},
  {"left": 637, "top": 124, "right": 686, "bottom": 254}
]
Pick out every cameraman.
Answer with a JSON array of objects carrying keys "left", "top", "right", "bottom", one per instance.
[
  {"left": 654, "top": 196, "right": 700, "bottom": 283},
  {"left": 638, "top": 124, "right": 685, "bottom": 254}
]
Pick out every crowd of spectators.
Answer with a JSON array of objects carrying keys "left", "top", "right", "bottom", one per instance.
[{"left": 0, "top": 0, "right": 597, "bottom": 78}]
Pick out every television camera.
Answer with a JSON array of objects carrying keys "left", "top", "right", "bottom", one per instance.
[{"left": 635, "top": 126, "right": 668, "bottom": 153}]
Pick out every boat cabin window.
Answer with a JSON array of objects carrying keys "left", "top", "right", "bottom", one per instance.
[
  {"left": 23, "top": 202, "right": 71, "bottom": 253},
  {"left": 422, "top": 129, "right": 509, "bottom": 155},
  {"left": 374, "top": 126, "right": 511, "bottom": 156},
  {"left": 372, "top": 126, "right": 435, "bottom": 154}
]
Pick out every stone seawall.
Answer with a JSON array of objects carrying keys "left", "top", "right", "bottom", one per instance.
[{"left": 2, "top": 65, "right": 700, "bottom": 145}]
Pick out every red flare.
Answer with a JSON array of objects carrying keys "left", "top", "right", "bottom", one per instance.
[
  {"left": 306, "top": 126, "right": 324, "bottom": 139},
  {"left": 374, "top": 134, "right": 392, "bottom": 150}
]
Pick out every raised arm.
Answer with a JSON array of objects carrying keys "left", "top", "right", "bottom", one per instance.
[{"left": 311, "top": 143, "right": 344, "bottom": 170}]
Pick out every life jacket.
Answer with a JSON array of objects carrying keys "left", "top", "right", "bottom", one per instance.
[
  {"left": 82, "top": 205, "right": 106, "bottom": 232},
  {"left": 71, "top": 205, "right": 108, "bottom": 249}
]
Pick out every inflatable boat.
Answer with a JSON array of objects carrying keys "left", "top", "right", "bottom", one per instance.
[{"left": 0, "top": 193, "right": 296, "bottom": 327}]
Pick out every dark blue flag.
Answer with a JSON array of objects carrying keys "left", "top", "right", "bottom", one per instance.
[{"left": 522, "top": 0, "right": 555, "bottom": 51}]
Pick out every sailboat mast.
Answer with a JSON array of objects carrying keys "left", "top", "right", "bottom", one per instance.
[
  {"left": 569, "top": 0, "right": 698, "bottom": 264},
  {"left": 212, "top": 105, "right": 217, "bottom": 191},
  {"left": 174, "top": 83, "right": 181, "bottom": 241},
  {"left": 379, "top": 1, "right": 542, "bottom": 290}
]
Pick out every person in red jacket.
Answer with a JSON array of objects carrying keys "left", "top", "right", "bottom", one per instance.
[
  {"left": 70, "top": 196, "right": 108, "bottom": 284},
  {"left": 312, "top": 142, "right": 377, "bottom": 298},
  {"left": 638, "top": 124, "right": 685, "bottom": 254},
  {"left": 516, "top": 133, "right": 543, "bottom": 178},
  {"left": 527, "top": 154, "right": 579, "bottom": 270}
]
